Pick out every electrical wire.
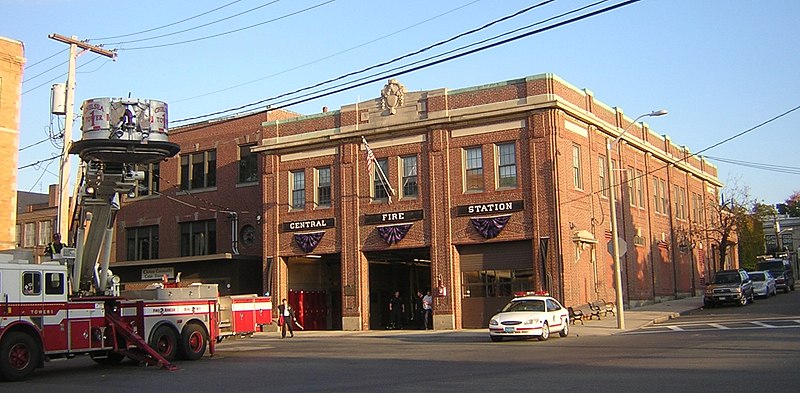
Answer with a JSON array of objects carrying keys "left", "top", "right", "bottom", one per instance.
[
  {"left": 172, "top": 0, "right": 484, "bottom": 104},
  {"left": 88, "top": 0, "right": 244, "bottom": 41},
  {"left": 23, "top": 48, "right": 67, "bottom": 70},
  {"left": 22, "top": 56, "right": 101, "bottom": 95},
  {"left": 102, "top": 0, "right": 280, "bottom": 45},
  {"left": 118, "top": 0, "right": 333, "bottom": 50},
  {"left": 174, "top": 0, "right": 624, "bottom": 123},
  {"left": 703, "top": 155, "right": 800, "bottom": 175},
  {"left": 22, "top": 59, "right": 68, "bottom": 84}
]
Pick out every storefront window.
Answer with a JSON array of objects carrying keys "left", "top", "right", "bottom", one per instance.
[{"left": 461, "top": 268, "right": 534, "bottom": 298}]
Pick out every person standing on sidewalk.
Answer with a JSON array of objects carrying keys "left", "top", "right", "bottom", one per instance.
[
  {"left": 277, "top": 298, "right": 295, "bottom": 338},
  {"left": 422, "top": 290, "right": 433, "bottom": 330},
  {"left": 389, "top": 291, "right": 405, "bottom": 329}
]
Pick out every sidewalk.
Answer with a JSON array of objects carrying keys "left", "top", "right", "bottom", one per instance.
[
  {"left": 260, "top": 296, "right": 704, "bottom": 339},
  {"left": 569, "top": 296, "right": 703, "bottom": 337}
]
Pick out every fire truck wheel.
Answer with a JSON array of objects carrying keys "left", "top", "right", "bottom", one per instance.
[
  {"left": 0, "top": 332, "right": 40, "bottom": 381},
  {"left": 179, "top": 323, "right": 207, "bottom": 361},
  {"left": 149, "top": 325, "right": 178, "bottom": 362}
]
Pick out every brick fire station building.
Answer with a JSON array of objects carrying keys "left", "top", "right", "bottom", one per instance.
[{"left": 114, "top": 73, "right": 732, "bottom": 331}]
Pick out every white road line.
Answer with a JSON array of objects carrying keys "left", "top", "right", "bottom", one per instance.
[
  {"left": 666, "top": 326, "right": 684, "bottom": 331},
  {"left": 751, "top": 321, "right": 772, "bottom": 328},
  {"left": 709, "top": 323, "right": 730, "bottom": 330}
]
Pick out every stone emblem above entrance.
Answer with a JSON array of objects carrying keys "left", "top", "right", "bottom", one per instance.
[{"left": 380, "top": 79, "right": 406, "bottom": 114}]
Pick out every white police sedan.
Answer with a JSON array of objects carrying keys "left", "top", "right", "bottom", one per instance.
[{"left": 488, "top": 294, "right": 569, "bottom": 342}]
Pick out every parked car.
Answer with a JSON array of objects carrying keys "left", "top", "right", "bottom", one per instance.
[
  {"left": 756, "top": 258, "right": 795, "bottom": 293},
  {"left": 703, "top": 269, "right": 754, "bottom": 307},
  {"left": 748, "top": 270, "right": 777, "bottom": 298},
  {"left": 488, "top": 294, "right": 569, "bottom": 342}
]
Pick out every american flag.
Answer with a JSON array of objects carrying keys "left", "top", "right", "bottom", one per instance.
[{"left": 363, "top": 136, "right": 376, "bottom": 175}]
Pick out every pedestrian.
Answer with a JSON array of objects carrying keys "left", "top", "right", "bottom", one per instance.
[
  {"left": 277, "top": 298, "right": 295, "bottom": 338},
  {"left": 388, "top": 291, "right": 405, "bottom": 329},
  {"left": 44, "top": 233, "right": 65, "bottom": 259},
  {"left": 423, "top": 290, "right": 433, "bottom": 330},
  {"left": 413, "top": 291, "right": 424, "bottom": 329}
]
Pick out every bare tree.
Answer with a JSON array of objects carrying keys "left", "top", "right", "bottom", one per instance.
[{"left": 704, "top": 184, "right": 754, "bottom": 269}]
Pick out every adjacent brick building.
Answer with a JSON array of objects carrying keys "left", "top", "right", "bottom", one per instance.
[
  {"left": 115, "top": 73, "right": 733, "bottom": 331},
  {"left": 0, "top": 37, "right": 25, "bottom": 250}
]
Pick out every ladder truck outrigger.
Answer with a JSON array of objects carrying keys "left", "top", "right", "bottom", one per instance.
[{"left": 0, "top": 98, "right": 271, "bottom": 381}]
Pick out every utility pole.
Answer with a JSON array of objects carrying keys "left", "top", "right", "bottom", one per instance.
[{"left": 48, "top": 34, "right": 116, "bottom": 243}]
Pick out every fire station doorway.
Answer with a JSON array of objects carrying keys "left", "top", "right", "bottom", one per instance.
[
  {"left": 286, "top": 254, "right": 342, "bottom": 330},
  {"left": 365, "top": 248, "right": 431, "bottom": 330}
]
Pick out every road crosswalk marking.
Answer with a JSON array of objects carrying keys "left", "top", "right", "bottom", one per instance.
[{"left": 622, "top": 317, "right": 800, "bottom": 335}]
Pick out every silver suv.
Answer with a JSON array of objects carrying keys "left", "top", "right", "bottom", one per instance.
[{"left": 703, "top": 269, "right": 754, "bottom": 307}]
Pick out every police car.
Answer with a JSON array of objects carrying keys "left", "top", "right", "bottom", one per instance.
[{"left": 488, "top": 293, "right": 570, "bottom": 342}]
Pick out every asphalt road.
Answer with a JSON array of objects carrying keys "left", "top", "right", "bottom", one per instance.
[{"left": 9, "top": 290, "right": 800, "bottom": 392}]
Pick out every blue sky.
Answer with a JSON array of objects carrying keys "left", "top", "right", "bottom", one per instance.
[{"left": 4, "top": 0, "right": 798, "bottom": 205}]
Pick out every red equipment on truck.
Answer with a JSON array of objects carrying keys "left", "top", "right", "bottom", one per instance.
[{"left": 0, "top": 98, "right": 271, "bottom": 381}]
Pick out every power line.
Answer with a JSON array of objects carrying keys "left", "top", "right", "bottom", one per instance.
[
  {"left": 23, "top": 48, "right": 67, "bottom": 70},
  {"left": 18, "top": 155, "right": 61, "bottom": 170},
  {"left": 22, "top": 56, "right": 101, "bottom": 95},
  {"left": 22, "top": 59, "right": 68, "bottom": 85},
  {"left": 703, "top": 155, "right": 800, "bottom": 175},
  {"left": 88, "top": 0, "right": 244, "bottom": 41},
  {"left": 176, "top": 0, "right": 612, "bottom": 123},
  {"left": 19, "top": 137, "right": 52, "bottom": 152},
  {"left": 102, "top": 0, "right": 279, "bottom": 45},
  {"left": 172, "top": 0, "right": 484, "bottom": 104},
  {"left": 118, "top": 0, "right": 334, "bottom": 50}
]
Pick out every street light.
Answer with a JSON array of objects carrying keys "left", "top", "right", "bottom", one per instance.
[{"left": 607, "top": 109, "right": 668, "bottom": 329}]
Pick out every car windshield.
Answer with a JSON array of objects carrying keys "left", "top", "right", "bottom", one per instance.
[
  {"left": 749, "top": 273, "right": 765, "bottom": 281},
  {"left": 712, "top": 273, "right": 739, "bottom": 284},
  {"left": 503, "top": 300, "right": 546, "bottom": 312},
  {"left": 756, "top": 261, "right": 785, "bottom": 272}
]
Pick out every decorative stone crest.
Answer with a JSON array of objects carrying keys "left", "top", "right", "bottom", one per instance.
[{"left": 380, "top": 79, "right": 406, "bottom": 114}]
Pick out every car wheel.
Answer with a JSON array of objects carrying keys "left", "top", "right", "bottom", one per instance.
[
  {"left": 559, "top": 320, "right": 569, "bottom": 337},
  {"left": 0, "top": 332, "right": 40, "bottom": 381},
  {"left": 490, "top": 335, "right": 503, "bottom": 342},
  {"left": 178, "top": 323, "right": 207, "bottom": 361},
  {"left": 738, "top": 295, "right": 747, "bottom": 306},
  {"left": 784, "top": 287, "right": 790, "bottom": 294},
  {"left": 537, "top": 322, "right": 550, "bottom": 341}
]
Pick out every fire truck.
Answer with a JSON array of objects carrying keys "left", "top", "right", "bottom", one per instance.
[{"left": 0, "top": 98, "right": 271, "bottom": 381}]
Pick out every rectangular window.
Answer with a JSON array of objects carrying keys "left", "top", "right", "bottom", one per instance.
[
  {"left": 635, "top": 169, "right": 644, "bottom": 207},
  {"left": 626, "top": 167, "right": 635, "bottom": 206},
  {"left": 38, "top": 221, "right": 52, "bottom": 246},
  {"left": 23, "top": 223, "right": 35, "bottom": 247},
  {"left": 599, "top": 156, "right": 608, "bottom": 198},
  {"left": 674, "top": 185, "right": 687, "bottom": 220},
  {"left": 652, "top": 177, "right": 668, "bottom": 214},
  {"left": 23, "top": 272, "right": 41, "bottom": 296},
  {"left": 610, "top": 159, "right": 618, "bottom": 198},
  {"left": 461, "top": 269, "right": 534, "bottom": 298},
  {"left": 291, "top": 170, "right": 306, "bottom": 209},
  {"left": 465, "top": 147, "right": 484, "bottom": 192},
  {"left": 179, "top": 220, "right": 216, "bottom": 257},
  {"left": 691, "top": 192, "right": 703, "bottom": 224},
  {"left": 135, "top": 163, "right": 160, "bottom": 197},
  {"left": 401, "top": 156, "right": 418, "bottom": 198},
  {"left": 374, "top": 158, "right": 390, "bottom": 200},
  {"left": 496, "top": 143, "right": 517, "bottom": 188},
  {"left": 180, "top": 151, "right": 216, "bottom": 190},
  {"left": 45, "top": 272, "right": 64, "bottom": 295},
  {"left": 572, "top": 144, "right": 583, "bottom": 189},
  {"left": 238, "top": 144, "right": 258, "bottom": 184},
  {"left": 126, "top": 226, "right": 159, "bottom": 261},
  {"left": 316, "top": 167, "right": 331, "bottom": 207}
]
